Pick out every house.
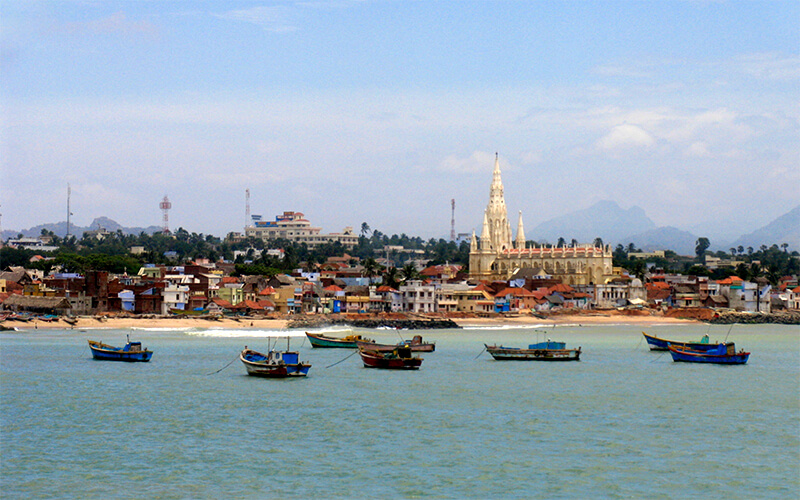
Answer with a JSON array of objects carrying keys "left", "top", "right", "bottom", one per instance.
[
  {"left": 400, "top": 280, "right": 436, "bottom": 313},
  {"left": 161, "top": 282, "right": 190, "bottom": 315},
  {"left": 452, "top": 284, "right": 495, "bottom": 313},
  {"left": 373, "top": 285, "right": 403, "bottom": 312},
  {"left": 206, "top": 297, "right": 233, "bottom": 315},
  {"left": 0, "top": 295, "right": 72, "bottom": 315}
]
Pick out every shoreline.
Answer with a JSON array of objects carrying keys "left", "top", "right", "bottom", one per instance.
[{"left": 1, "top": 312, "right": 700, "bottom": 331}]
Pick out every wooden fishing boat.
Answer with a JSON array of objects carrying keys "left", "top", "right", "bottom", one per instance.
[
  {"left": 87, "top": 336, "right": 153, "bottom": 362},
  {"left": 484, "top": 341, "right": 581, "bottom": 361},
  {"left": 240, "top": 348, "right": 311, "bottom": 377},
  {"left": 668, "top": 343, "right": 750, "bottom": 365},
  {"left": 356, "top": 335, "right": 436, "bottom": 352},
  {"left": 358, "top": 346, "right": 423, "bottom": 370},
  {"left": 642, "top": 332, "right": 722, "bottom": 352},
  {"left": 305, "top": 331, "right": 374, "bottom": 348}
]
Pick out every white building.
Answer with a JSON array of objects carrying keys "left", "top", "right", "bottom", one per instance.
[
  {"left": 245, "top": 211, "right": 358, "bottom": 248},
  {"left": 161, "top": 282, "right": 190, "bottom": 315},
  {"left": 400, "top": 280, "right": 436, "bottom": 313}
]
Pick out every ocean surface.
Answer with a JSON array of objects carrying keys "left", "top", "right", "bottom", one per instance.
[{"left": 1, "top": 323, "right": 798, "bottom": 499}]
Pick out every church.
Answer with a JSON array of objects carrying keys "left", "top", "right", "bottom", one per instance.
[{"left": 468, "top": 154, "right": 615, "bottom": 285}]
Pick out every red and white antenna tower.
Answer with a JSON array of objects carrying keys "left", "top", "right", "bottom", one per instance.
[
  {"left": 245, "top": 188, "right": 251, "bottom": 228},
  {"left": 450, "top": 198, "right": 456, "bottom": 241},
  {"left": 160, "top": 195, "right": 171, "bottom": 233}
]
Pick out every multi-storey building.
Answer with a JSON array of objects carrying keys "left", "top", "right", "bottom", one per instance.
[{"left": 245, "top": 211, "right": 358, "bottom": 248}]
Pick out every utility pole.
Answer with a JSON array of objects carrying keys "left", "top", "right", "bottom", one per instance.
[
  {"left": 450, "top": 198, "right": 456, "bottom": 241},
  {"left": 66, "top": 184, "right": 71, "bottom": 238}
]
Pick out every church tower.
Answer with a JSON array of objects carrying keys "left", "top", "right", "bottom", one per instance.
[{"left": 485, "top": 153, "right": 513, "bottom": 252}]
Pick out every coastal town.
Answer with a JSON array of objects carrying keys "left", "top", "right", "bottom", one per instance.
[{"left": 2, "top": 156, "right": 798, "bottom": 328}]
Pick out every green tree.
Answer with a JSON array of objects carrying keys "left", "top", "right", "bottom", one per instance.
[{"left": 695, "top": 237, "right": 710, "bottom": 262}]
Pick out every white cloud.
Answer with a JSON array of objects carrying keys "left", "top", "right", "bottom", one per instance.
[
  {"left": 686, "top": 141, "right": 711, "bottom": 157},
  {"left": 733, "top": 53, "right": 800, "bottom": 81},
  {"left": 216, "top": 6, "right": 298, "bottom": 33},
  {"left": 596, "top": 124, "right": 655, "bottom": 151},
  {"left": 438, "top": 151, "right": 498, "bottom": 173}
]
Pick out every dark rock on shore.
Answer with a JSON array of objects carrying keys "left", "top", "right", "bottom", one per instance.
[{"left": 709, "top": 311, "right": 800, "bottom": 325}]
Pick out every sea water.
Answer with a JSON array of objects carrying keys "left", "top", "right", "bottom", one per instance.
[{"left": 1, "top": 323, "right": 798, "bottom": 499}]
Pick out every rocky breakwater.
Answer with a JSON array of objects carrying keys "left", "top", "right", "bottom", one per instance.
[
  {"left": 288, "top": 313, "right": 461, "bottom": 330},
  {"left": 709, "top": 311, "right": 800, "bottom": 325}
]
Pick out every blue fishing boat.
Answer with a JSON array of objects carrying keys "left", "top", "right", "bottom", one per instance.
[
  {"left": 642, "top": 332, "right": 721, "bottom": 352},
  {"left": 240, "top": 346, "right": 311, "bottom": 378},
  {"left": 87, "top": 336, "right": 153, "bottom": 362},
  {"left": 668, "top": 343, "right": 750, "bottom": 365}
]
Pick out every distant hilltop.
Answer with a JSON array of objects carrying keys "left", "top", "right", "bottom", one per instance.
[{"left": 2, "top": 216, "right": 163, "bottom": 240}]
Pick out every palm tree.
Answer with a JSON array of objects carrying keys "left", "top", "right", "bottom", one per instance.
[
  {"left": 383, "top": 266, "right": 400, "bottom": 289},
  {"left": 362, "top": 257, "right": 379, "bottom": 283},
  {"left": 360, "top": 222, "right": 371, "bottom": 238},
  {"left": 593, "top": 237, "right": 604, "bottom": 248},
  {"left": 729, "top": 248, "right": 736, "bottom": 257},
  {"left": 401, "top": 262, "right": 419, "bottom": 282},
  {"left": 781, "top": 243, "right": 789, "bottom": 253}
]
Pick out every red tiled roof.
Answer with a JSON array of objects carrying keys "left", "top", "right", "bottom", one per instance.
[
  {"left": 324, "top": 285, "right": 343, "bottom": 292},
  {"left": 232, "top": 299, "right": 263, "bottom": 310},
  {"left": 209, "top": 297, "right": 233, "bottom": 308},
  {"left": 259, "top": 286, "right": 276, "bottom": 295},
  {"left": 376, "top": 285, "right": 398, "bottom": 293},
  {"left": 548, "top": 283, "right": 575, "bottom": 293}
]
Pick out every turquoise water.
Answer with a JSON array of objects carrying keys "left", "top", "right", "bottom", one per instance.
[{"left": 2, "top": 323, "right": 798, "bottom": 499}]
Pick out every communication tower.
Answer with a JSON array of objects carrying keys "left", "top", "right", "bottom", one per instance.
[
  {"left": 245, "top": 188, "right": 251, "bottom": 228},
  {"left": 160, "top": 195, "right": 172, "bottom": 234},
  {"left": 450, "top": 198, "right": 456, "bottom": 241}
]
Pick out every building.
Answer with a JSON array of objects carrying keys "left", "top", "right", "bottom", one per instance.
[
  {"left": 245, "top": 211, "right": 358, "bottom": 248},
  {"left": 468, "top": 154, "right": 615, "bottom": 285}
]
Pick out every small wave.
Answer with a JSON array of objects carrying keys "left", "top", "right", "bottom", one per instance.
[
  {"left": 460, "top": 324, "right": 553, "bottom": 331},
  {"left": 185, "top": 328, "right": 306, "bottom": 338}
]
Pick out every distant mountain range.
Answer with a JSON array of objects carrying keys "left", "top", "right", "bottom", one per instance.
[
  {"left": 3, "top": 204, "right": 798, "bottom": 256},
  {"left": 728, "top": 205, "right": 800, "bottom": 251},
  {"left": 528, "top": 201, "right": 799, "bottom": 255},
  {"left": 2, "top": 217, "right": 162, "bottom": 241}
]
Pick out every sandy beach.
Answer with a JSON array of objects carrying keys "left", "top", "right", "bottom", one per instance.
[{"left": 2, "top": 310, "right": 698, "bottom": 331}]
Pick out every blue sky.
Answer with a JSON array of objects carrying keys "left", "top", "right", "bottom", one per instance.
[{"left": 1, "top": 1, "right": 798, "bottom": 244}]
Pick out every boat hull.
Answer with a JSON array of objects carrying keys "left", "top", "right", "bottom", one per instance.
[
  {"left": 240, "top": 349, "right": 311, "bottom": 378},
  {"left": 306, "top": 332, "right": 372, "bottom": 348},
  {"left": 358, "top": 349, "right": 423, "bottom": 370},
  {"left": 356, "top": 341, "right": 435, "bottom": 353},
  {"left": 484, "top": 345, "right": 581, "bottom": 361},
  {"left": 88, "top": 340, "right": 153, "bottom": 362},
  {"left": 642, "top": 332, "right": 721, "bottom": 352},
  {"left": 668, "top": 345, "right": 750, "bottom": 365}
]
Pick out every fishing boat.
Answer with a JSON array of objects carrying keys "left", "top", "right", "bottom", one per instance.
[
  {"left": 484, "top": 340, "right": 581, "bottom": 361},
  {"left": 358, "top": 346, "right": 423, "bottom": 370},
  {"left": 668, "top": 343, "right": 750, "bottom": 365},
  {"left": 356, "top": 335, "right": 436, "bottom": 352},
  {"left": 240, "top": 345, "right": 311, "bottom": 378},
  {"left": 87, "top": 336, "right": 153, "bottom": 362},
  {"left": 642, "top": 332, "right": 722, "bottom": 352},
  {"left": 305, "top": 331, "right": 374, "bottom": 348}
]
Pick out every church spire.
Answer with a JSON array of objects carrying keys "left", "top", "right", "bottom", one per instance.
[
  {"left": 480, "top": 210, "right": 491, "bottom": 250},
  {"left": 485, "top": 153, "right": 512, "bottom": 251},
  {"left": 515, "top": 211, "right": 526, "bottom": 249}
]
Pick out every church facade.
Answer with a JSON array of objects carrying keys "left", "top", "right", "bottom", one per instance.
[{"left": 468, "top": 155, "right": 615, "bottom": 285}]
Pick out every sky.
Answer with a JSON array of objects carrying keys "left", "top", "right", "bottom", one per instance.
[{"left": 1, "top": 0, "right": 798, "bottom": 244}]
